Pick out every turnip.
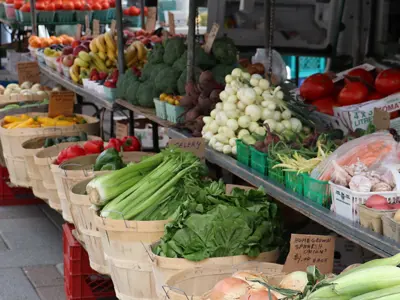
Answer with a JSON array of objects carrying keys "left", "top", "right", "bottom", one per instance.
[
  {"left": 208, "top": 121, "right": 219, "bottom": 133},
  {"left": 203, "top": 116, "right": 213, "bottom": 124},
  {"left": 255, "top": 127, "right": 266, "bottom": 136},
  {"left": 264, "top": 119, "right": 277, "bottom": 131},
  {"left": 238, "top": 115, "right": 251, "bottom": 128},
  {"left": 249, "top": 122, "right": 259, "bottom": 133},
  {"left": 232, "top": 146, "right": 237, "bottom": 155},
  {"left": 282, "top": 109, "right": 292, "bottom": 120},
  {"left": 225, "top": 75, "right": 233, "bottom": 83},
  {"left": 232, "top": 68, "right": 242, "bottom": 78},
  {"left": 226, "top": 110, "right": 239, "bottom": 119},
  {"left": 245, "top": 104, "right": 262, "bottom": 122},
  {"left": 242, "top": 72, "right": 251, "bottom": 80},
  {"left": 238, "top": 129, "right": 250, "bottom": 139},
  {"left": 238, "top": 87, "right": 256, "bottom": 105},
  {"left": 229, "top": 137, "right": 237, "bottom": 147},
  {"left": 281, "top": 120, "right": 292, "bottom": 130},
  {"left": 223, "top": 145, "right": 232, "bottom": 154},
  {"left": 203, "top": 132, "right": 214, "bottom": 141},
  {"left": 227, "top": 119, "right": 239, "bottom": 131},
  {"left": 258, "top": 79, "right": 270, "bottom": 90},
  {"left": 227, "top": 95, "right": 238, "bottom": 103},
  {"left": 210, "top": 109, "right": 218, "bottom": 119},
  {"left": 261, "top": 108, "right": 274, "bottom": 120},
  {"left": 237, "top": 101, "right": 246, "bottom": 111},
  {"left": 273, "top": 111, "right": 281, "bottom": 121},
  {"left": 223, "top": 102, "right": 236, "bottom": 111},
  {"left": 254, "top": 86, "right": 263, "bottom": 96},
  {"left": 290, "top": 118, "right": 302, "bottom": 132},
  {"left": 216, "top": 103, "right": 223, "bottom": 110},
  {"left": 275, "top": 122, "right": 284, "bottom": 133},
  {"left": 219, "top": 91, "right": 228, "bottom": 101}
]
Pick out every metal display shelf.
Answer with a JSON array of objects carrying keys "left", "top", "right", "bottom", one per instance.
[
  {"left": 167, "top": 127, "right": 400, "bottom": 258},
  {"left": 38, "top": 62, "right": 114, "bottom": 111}
]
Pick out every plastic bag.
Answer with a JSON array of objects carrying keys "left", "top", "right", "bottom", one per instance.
[
  {"left": 252, "top": 48, "right": 287, "bottom": 83},
  {"left": 311, "top": 132, "right": 400, "bottom": 181}
]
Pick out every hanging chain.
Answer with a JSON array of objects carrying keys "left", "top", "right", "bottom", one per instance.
[{"left": 267, "top": 0, "right": 276, "bottom": 80}]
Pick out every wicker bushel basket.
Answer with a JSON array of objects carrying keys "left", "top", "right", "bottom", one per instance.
[
  {"left": 152, "top": 247, "right": 280, "bottom": 298},
  {"left": 163, "top": 262, "right": 284, "bottom": 300},
  {"left": 32, "top": 137, "right": 100, "bottom": 211},
  {"left": 93, "top": 211, "right": 168, "bottom": 300},
  {"left": 0, "top": 113, "right": 99, "bottom": 187},
  {"left": 68, "top": 152, "right": 153, "bottom": 275}
]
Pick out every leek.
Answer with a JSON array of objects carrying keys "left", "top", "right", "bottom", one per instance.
[
  {"left": 87, "top": 153, "right": 164, "bottom": 206},
  {"left": 351, "top": 285, "right": 400, "bottom": 300}
]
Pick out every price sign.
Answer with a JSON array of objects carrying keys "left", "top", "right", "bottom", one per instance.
[
  {"left": 17, "top": 62, "right": 40, "bottom": 85},
  {"left": 168, "top": 138, "right": 205, "bottom": 159},
  {"left": 85, "top": 15, "right": 91, "bottom": 36},
  {"left": 93, "top": 19, "right": 100, "bottom": 37},
  {"left": 145, "top": 7, "right": 157, "bottom": 32},
  {"left": 49, "top": 91, "right": 76, "bottom": 118},
  {"left": 373, "top": 108, "right": 390, "bottom": 130},
  {"left": 204, "top": 23, "right": 220, "bottom": 54},
  {"left": 283, "top": 234, "right": 336, "bottom": 274},
  {"left": 75, "top": 24, "right": 82, "bottom": 40},
  {"left": 110, "top": 20, "right": 116, "bottom": 34},
  {"left": 168, "top": 12, "right": 176, "bottom": 36}
]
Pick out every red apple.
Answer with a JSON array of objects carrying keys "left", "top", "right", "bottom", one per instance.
[
  {"left": 63, "top": 54, "right": 74, "bottom": 67},
  {"left": 72, "top": 45, "right": 88, "bottom": 57},
  {"left": 62, "top": 46, "right": 73, "bottom": 55}
]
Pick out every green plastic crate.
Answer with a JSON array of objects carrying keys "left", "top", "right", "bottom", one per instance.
[
  {"left": 92, "top": 9, "right": 108, "bottom": 22},
  {"left": 236, "top": 140, "right": 250, "bottom": 167},
  {"left": 303, "top": 174, "right": 330, "bottom": 208},
  {"left": 154, "top": 99, "right": 167, "bottom": 120},
  {"left": 165, "top": 103, "right": 184, "bottom": 123},
  {"left": 250, "top": 147, "right": 268, "bottom": 175},
  {"left": 21, "top": 11, "right": 31, "bottom": 23},
  {"left": 37, "top": 11, "right": 56, "bottom": 23},
  {"left": 285, "top": 171, "right": 304, "bottom": 195},
  {"left": 107, "top": 8, "right": 116, "bottom": 20},
  {"left": 104, "top": 86, "right": 116, "bottom": 103},
  {"left": 76, "top": 11, "right": 91, "bottom": 23},
  {"left": 267, "top": 157, "right": 285, "bottom": 185},
  {"left": 57, "top": 11, "right": 75, "bottom": 23}
]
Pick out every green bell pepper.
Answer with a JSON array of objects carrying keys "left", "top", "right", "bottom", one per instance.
[{"left": 93, "top": 148, "right": 124, "bottom": 171}]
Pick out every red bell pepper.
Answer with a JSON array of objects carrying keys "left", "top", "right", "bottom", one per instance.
[
  {"left": 83, "top": 140, "right": 104, "bottom": 154},
  {"left": 104, "top": 138, "right": 123, "bottom": 151},
  {"left": 57, "top": 145, "right": 86, "bottom": 165},
  {"left": 121, "top": 136, "right": 141, "bottom": 151}
]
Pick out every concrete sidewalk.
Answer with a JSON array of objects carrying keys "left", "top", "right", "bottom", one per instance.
[{"left": 0, "top": 204, "right": 66, "bottom": 300}]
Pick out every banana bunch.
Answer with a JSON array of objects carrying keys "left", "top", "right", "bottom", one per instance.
[
  {"left": 89, "top": 32, "right": 118, "bottom": 70},
  {"left": 124, "top": 41, "right": 147, "bottom": 68}
]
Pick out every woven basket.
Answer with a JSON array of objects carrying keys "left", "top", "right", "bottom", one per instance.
[
  {"left": 0, "top": 113, "right": 99, "bottom": 187},
  {"left": 163, "top": 262, "right": 284, "bottom": 300},
  {"left": 93, "top": 212, "right": 168, "bottom": 300},
  {"left": 152, "top": 247, "right": 280, "bottom": 298},
  {"left": 32, "top": 136, "right": 101, "bottom": 211}
]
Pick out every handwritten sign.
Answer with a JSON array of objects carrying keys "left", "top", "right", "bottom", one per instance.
[
  {"left": 204, "top": 23, "right": 220, "bottom": 54},
  {"left": 49, "top": 91, "right": 76, "bottom": 118},
  {"left": 373, "top": 108, "right": 390, "bottom": 130},
  {"left": 145, "top": 7, "right": 157, "bottom": 32},
  {"left": 17, "top": 62, "right": 40, "bottom": 85},
  {"left": 110, "top": 20, "right": 116, "bottom": 34},
  {"left": 115, "top": 120, "right": 129, "bottom": 140},
  {"left": 283, "top": 234, "right": 335, "bottom": 274},
  {"left": 168, "top": 138, "right": 205, "bottom": 159},
  {"left": 168, "top": 12, "right": 176, "bottom": 36},
  {"left": 75, "top": 24, "right": 82, "bottom": 40},
  {"left": 85, "top": 15, "right": 91, "bottom": 36},
  {"left": 93, "top": 19, "right": 100, "bottom": 37},
  {"left": 226, "top": 184, "right": 255, "bottom": 195}
]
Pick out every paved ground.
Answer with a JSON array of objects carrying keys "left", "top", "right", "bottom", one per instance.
[{"left": 0, "top": 203, "right": 66, "bottom": 300}]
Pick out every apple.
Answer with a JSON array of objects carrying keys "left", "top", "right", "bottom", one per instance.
[
  {"left": 82, "top": 40, "right": 91, "bottom": 49},
  {"left": 63, "top": 54, "right": 74, "bottom": 67},
  {"left": 62, "top": 46, "right": 73, "bottom": 55},
  {"left": 72, "top": 45, "right": 87, "bottom": 57}
]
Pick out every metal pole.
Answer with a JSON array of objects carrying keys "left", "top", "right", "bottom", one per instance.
[
  {"left": 140, "top": 0, "right": 145, "bottom": 29},
  {"left": 186, "top": 0, "right": 196, "bottom": 83},
  {"left": 30, "top": 0, "right": 37, "bottom": 36},
  {"left": 264, "top": 0, "right": 271, "bottom": 80},
  {"left": 115, "top": 0, "right": 126, "bottom": 73}
]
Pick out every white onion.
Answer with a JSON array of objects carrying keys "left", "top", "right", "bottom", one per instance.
[
  {"left": 240, "top": 289, "right": 278, "bottom": 300},
  {"left": 210, "top": 277, "right": 249, "bottom": 300},
  {"left": 279, "top": 271, "right": 308, "bottom": 293},
  {"left": 232, "top": 68, "right": 243, "bottom": 78}
]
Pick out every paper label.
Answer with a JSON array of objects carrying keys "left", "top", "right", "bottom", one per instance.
[
  {"left": 93, "top": 19, "right": 100, "bottom": 37},
  {"left": 225, "top": 184, "right": 255, "bottom": 194},
  {"left": 283, "top": 234, "right": 335, "bottom": 274},
  {"left": 168, "top": 138, "right": 205, "bottom": 159},
  {"left": 373, "top": 108, "right": 390, "bottom": 130},
  {"left": 85, "top": 15, "right": 91, "bottom": 35},
  {"left": 75, "top": 24, "right": 82, "bottom": 40},
  {"left": 204, "top": 23, "right": 220, "bottom": 54},
  {"left": 168, "top": 12, "right": 175, "bottom": 35},
  {"left": 116, "top": 120, "right": 129, "bottom": 139},
  {"left": 110, "top": 20, "right": 116, "bottom": 34},
  {"left": 49, "top": 91, "right": 76, "bottom": 118},
  {"left": 145, "top": 7, "right": 157, "bottom": 32},
  {"left": 17, "top": 62, "right": 40, "bottom": 85}
]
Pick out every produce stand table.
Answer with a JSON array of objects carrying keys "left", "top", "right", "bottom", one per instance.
[
  {"left": 167, "top": 127, "right": 400, "bottom": 258},
  {"left": 116, "top": 99, "right": 174, "bottom": 152}
]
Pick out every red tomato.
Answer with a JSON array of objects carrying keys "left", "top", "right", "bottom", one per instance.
[
  {"left": 92, "top": 3, "right": 102, "bottom": 10},
  {"left": 312, "top": 97, "right": 335, "bottom": 116},
  {"left": 82, "top": 3, "right": 91, "bottom": 10},
  {"left": 45, "top": 2, "right": 55, "bottom": 10},
  {"left": 101, "top": 1, "right": 109, "bottom": 9},
  {"left": 129, "top": 6, "right": 140, "bottom": 16},
  {"left": 345, "top": 68, "right": 375, "bottom": 86},
  {"left": 62, "top": 2, "right": 74, "bottom": 10},
  {"left": 337, "top": 82, "right": 369, "bottom": 106},
  {"left": 14, "top": 0, "right": 23, "bottom": 9},
  {"left": 74, "top": 1, "right": 83, "bottom": 10},
  {"left": 5, "top": 0, "right": 13, "bottom": 4},
  {"left": 299, "top": 73, "right": 334, "bottom": 102},
  {"left": 109, "top": 0, "right": 115, "bottom": 8},
  {"left": 20, "top": 3, "right": 30, "bottom": 12},
  {"left": 54, "top": 0, "right": 62, "bottom": 9},
  {"left": 35, "top": 2, "right": 45, "bottom": 10},
  {"left": 123, "top": 8, "right": 129, "bottom": 15},
  {"left": 375, "top": 69, "right": 400, "bottom": 96},
  {"left": 367, "top": 91, "right": 384, "bottom": 101}
]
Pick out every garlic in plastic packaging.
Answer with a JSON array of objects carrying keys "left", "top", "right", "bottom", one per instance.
[
  {"left": 371, "top": 182, "right": 392, "bottom": 192},
  {"left": 349, "top": 175, "right": 372, "bottom": 192},
  {"left": 331, "top": 161, "right": 352, "bottom": 187}
]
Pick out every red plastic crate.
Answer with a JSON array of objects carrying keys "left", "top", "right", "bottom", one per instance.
[
  {"left": 63, "top": 224, "right": 116, "bottom": 300},
  {"left": 0, "top": 167, "right": 42, "bottom": 206}
]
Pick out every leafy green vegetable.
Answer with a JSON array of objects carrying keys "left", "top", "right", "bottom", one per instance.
[
  {"left": 194, "top": 44, "right": 216, "bottom": 70},
  {"left": 154, "top": 183, "right": 282, "bottom": 261},
  {"left": 140, "top": 63, "right": 155, "bottom": 82},
  {"left": 137, "top": 81, "right": 158, "bottom": 108},
  {"left": 126, "top": 81, "right": 140, "bottom": 105},
  {"left": 163, "top": 37, "right": 186, "bottom": 65},
  {"left": 150, "top": 63, "right": 169, "bottom": 82},
  {"left": 212, "top": 37, "right": 237, "bottom": 65},
  {"left": 172, "top": 51, "right": 187, "bottom": 73},
  {"left": 155, "top": 68, "right": 181, "bottom": 94},
  {"left": 148, "top": 43, "right": 164, "bottom": 64}
]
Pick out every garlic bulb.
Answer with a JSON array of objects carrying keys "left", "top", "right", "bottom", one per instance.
[
  {"left": 349, "top": 175, "right": 372, "bottom": 192},
  {"left": 371, "top": 182, "right": 392, "bottom": 192},
  {"left": 331, "top": 161, "right": 352, "bottom": 187}
]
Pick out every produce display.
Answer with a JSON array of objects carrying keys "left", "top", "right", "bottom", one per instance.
[
  {"left": 2, "top": 114, "right": 87, "bottom": 129},
  {"left": 0, "top": 82, "right": 52, "bottom": 98},
  {"left": 29, "top": 35, "right": 74, "bottom": 48}
]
